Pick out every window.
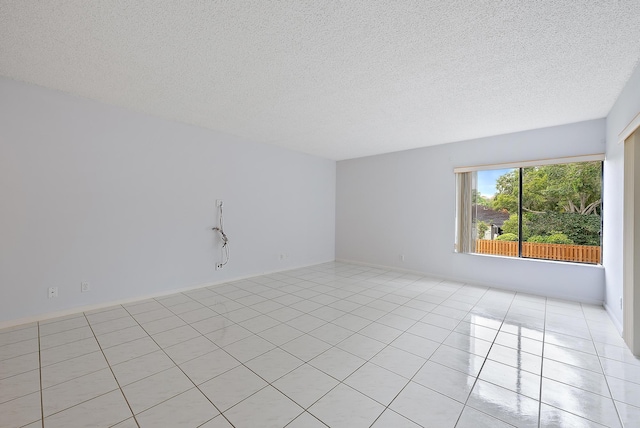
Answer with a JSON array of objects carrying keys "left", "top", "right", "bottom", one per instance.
[{"left": 455, "top": 155, "right": 603, "bottom": 264}]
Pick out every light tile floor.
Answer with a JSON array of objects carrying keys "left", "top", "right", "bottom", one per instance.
[{"left": 1, "top": 262, "right": 640, "bottom": 427}]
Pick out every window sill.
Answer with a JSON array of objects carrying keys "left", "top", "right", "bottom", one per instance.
[{"left": 456, "top": 251, "right": 604, "bottom": 269}]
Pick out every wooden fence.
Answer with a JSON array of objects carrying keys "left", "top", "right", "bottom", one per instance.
[{"left": 475, "top": 240, "right": 601, "bottom": 264}]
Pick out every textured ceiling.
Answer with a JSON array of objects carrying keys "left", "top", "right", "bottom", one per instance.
[{"left": 1, "top": 1, "right": 640, "bottom": 160}]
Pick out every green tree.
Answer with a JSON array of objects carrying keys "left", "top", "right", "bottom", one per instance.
[
  {"left": 473, "top": 190, "right": 492, "bottom": 208},
  {"left": 495, "top": 233, "right": 518, "bottom": 241},
  {"left": 526, "top": 212, "right": 601, "bottom": 245},
  {"left": 528, "top": 233, "right": 574, "bottom": 244},
  {"left": 477, "top": 221, "right": 489, "bottom": 238},
  {"left": 492, "top": 162, "right": 601, "bottom": 215},
  {"left": 501, "top": 214, "right": 530, "bottom": 240},
  {"left": 492, "top": 170, "right": 519, "bottom": 213},
  {"left": 490, "top": 162, "right": 601, "bottom": 246},
  {"left": 544, "top": 162, "right": 601, "bottom": 214}
]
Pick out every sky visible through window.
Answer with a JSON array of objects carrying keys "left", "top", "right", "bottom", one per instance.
[{"left": 478, "top": 168, "right": 513, "bottom": 197}]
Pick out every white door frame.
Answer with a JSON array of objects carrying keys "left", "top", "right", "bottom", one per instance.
[{"left": 623, "top": 128, "right": 640, "bottom": 356}]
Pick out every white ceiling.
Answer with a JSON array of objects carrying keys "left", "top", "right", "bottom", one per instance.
[{"left": 1, "top": 1, "right": 640, "bottom": 160}]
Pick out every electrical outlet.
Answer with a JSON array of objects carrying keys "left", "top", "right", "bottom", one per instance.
[
  {"left": 81, "top": 282, "right": 90, "bottom": 292},
  {"left": 48, "top": 287, "right": 58, "bottom": 298},
  {"left": 216, "top": 199, "right": 223, "bottom": 207}
]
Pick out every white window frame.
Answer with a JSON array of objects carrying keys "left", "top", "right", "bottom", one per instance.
[{"left": 454, "top": 154, "right": 605, "bottom": 263}]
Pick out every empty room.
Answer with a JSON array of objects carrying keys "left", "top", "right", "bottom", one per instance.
[{"left": 2, "top": 1, "right": 640, "bottom": 427}]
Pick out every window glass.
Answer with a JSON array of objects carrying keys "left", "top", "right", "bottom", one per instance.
[
  {"left": 519, "top": 162, "right": 601, "bottom": 263},
  {"left": 474, "top": 168, "right": 519, "bottom": 258},
  {"left": 457, "top": 161, "right": 602, "bottom": 264}
]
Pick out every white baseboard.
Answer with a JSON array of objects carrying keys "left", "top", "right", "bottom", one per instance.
[
  {"left": 335, "top": 258, "right": 444, "bottom": 278},
  {"left": 3, "top": 257, "right": 608, "bottom": 330},
  {"left": 604, "top": 302, "right": 624, "bottom": 335},
  {"left": 0, "top": 259, "right": 335, "bottom": 330}
]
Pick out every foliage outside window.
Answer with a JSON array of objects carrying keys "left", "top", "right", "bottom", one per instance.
[{"left": 455, "top": 159, "right": 602, "bottom": 264}]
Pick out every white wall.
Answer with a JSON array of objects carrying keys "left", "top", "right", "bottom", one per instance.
[
  {"left": 604, "top": 63, "right": 640, "bottom": 330},
  {"left": 337, "top": 119, "right": 606, "bottom": 303},
  {"left": 0, "top": 78, "right": 336, "bottom": 325}
]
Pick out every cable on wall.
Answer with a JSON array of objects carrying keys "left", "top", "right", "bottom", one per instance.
[{"left": 212, "top": 201, "right": 229, "bottom": 268}]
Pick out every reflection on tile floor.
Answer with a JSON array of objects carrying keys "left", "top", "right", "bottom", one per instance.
[{"left": 1, "top": 262, "right": 639, "bottom": 427}]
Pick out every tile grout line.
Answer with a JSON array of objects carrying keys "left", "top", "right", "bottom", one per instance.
[
  {"left": 82, "top": 310, "right": 141, "bottom": 428},
  {"left": 37, "top": 321, "right": 44, "bottom": 428},
  {"left": 208, "top": 270, "right": 502, "bottom": 423},
  {"left": 447, "top": 286, "right": 500, "bottom": 428},
  {"left": 120, "top": 302, "right": 238, "bottom": 428},
  {"left": 541, "top": 303, "right": 626, "bottom": 427},
  {"left": 167, "top": 278, "right": 388, "bottom": 425},
  {"left": 582, "top": 302, "right": 626, "bottom": 428},
  {"left": 0, "top": 332, "right": 40, "bottom": 349},
  {"left": 537, "top": 296, "right": 548, "bottom": 428},
  {"left": 367, "top": 306, "right": 449, "bottom": 426},
  {"left": 333, "top": 282, "right": 488, "bottom": 427},
  {"left": 4, "top": 262, "right": 630, "bottom": 428},
  {"left": 441, "top": 287, "right": 517, "bottom": 428},
  {"left": 303, "top": 274, "right": 497, "bottom": 426},
  {"left": 423, "top": 287, "right": 550, "bottom": 426},
  {"left": 137, "top": 270, "right": 425, "bottom": 426}
]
